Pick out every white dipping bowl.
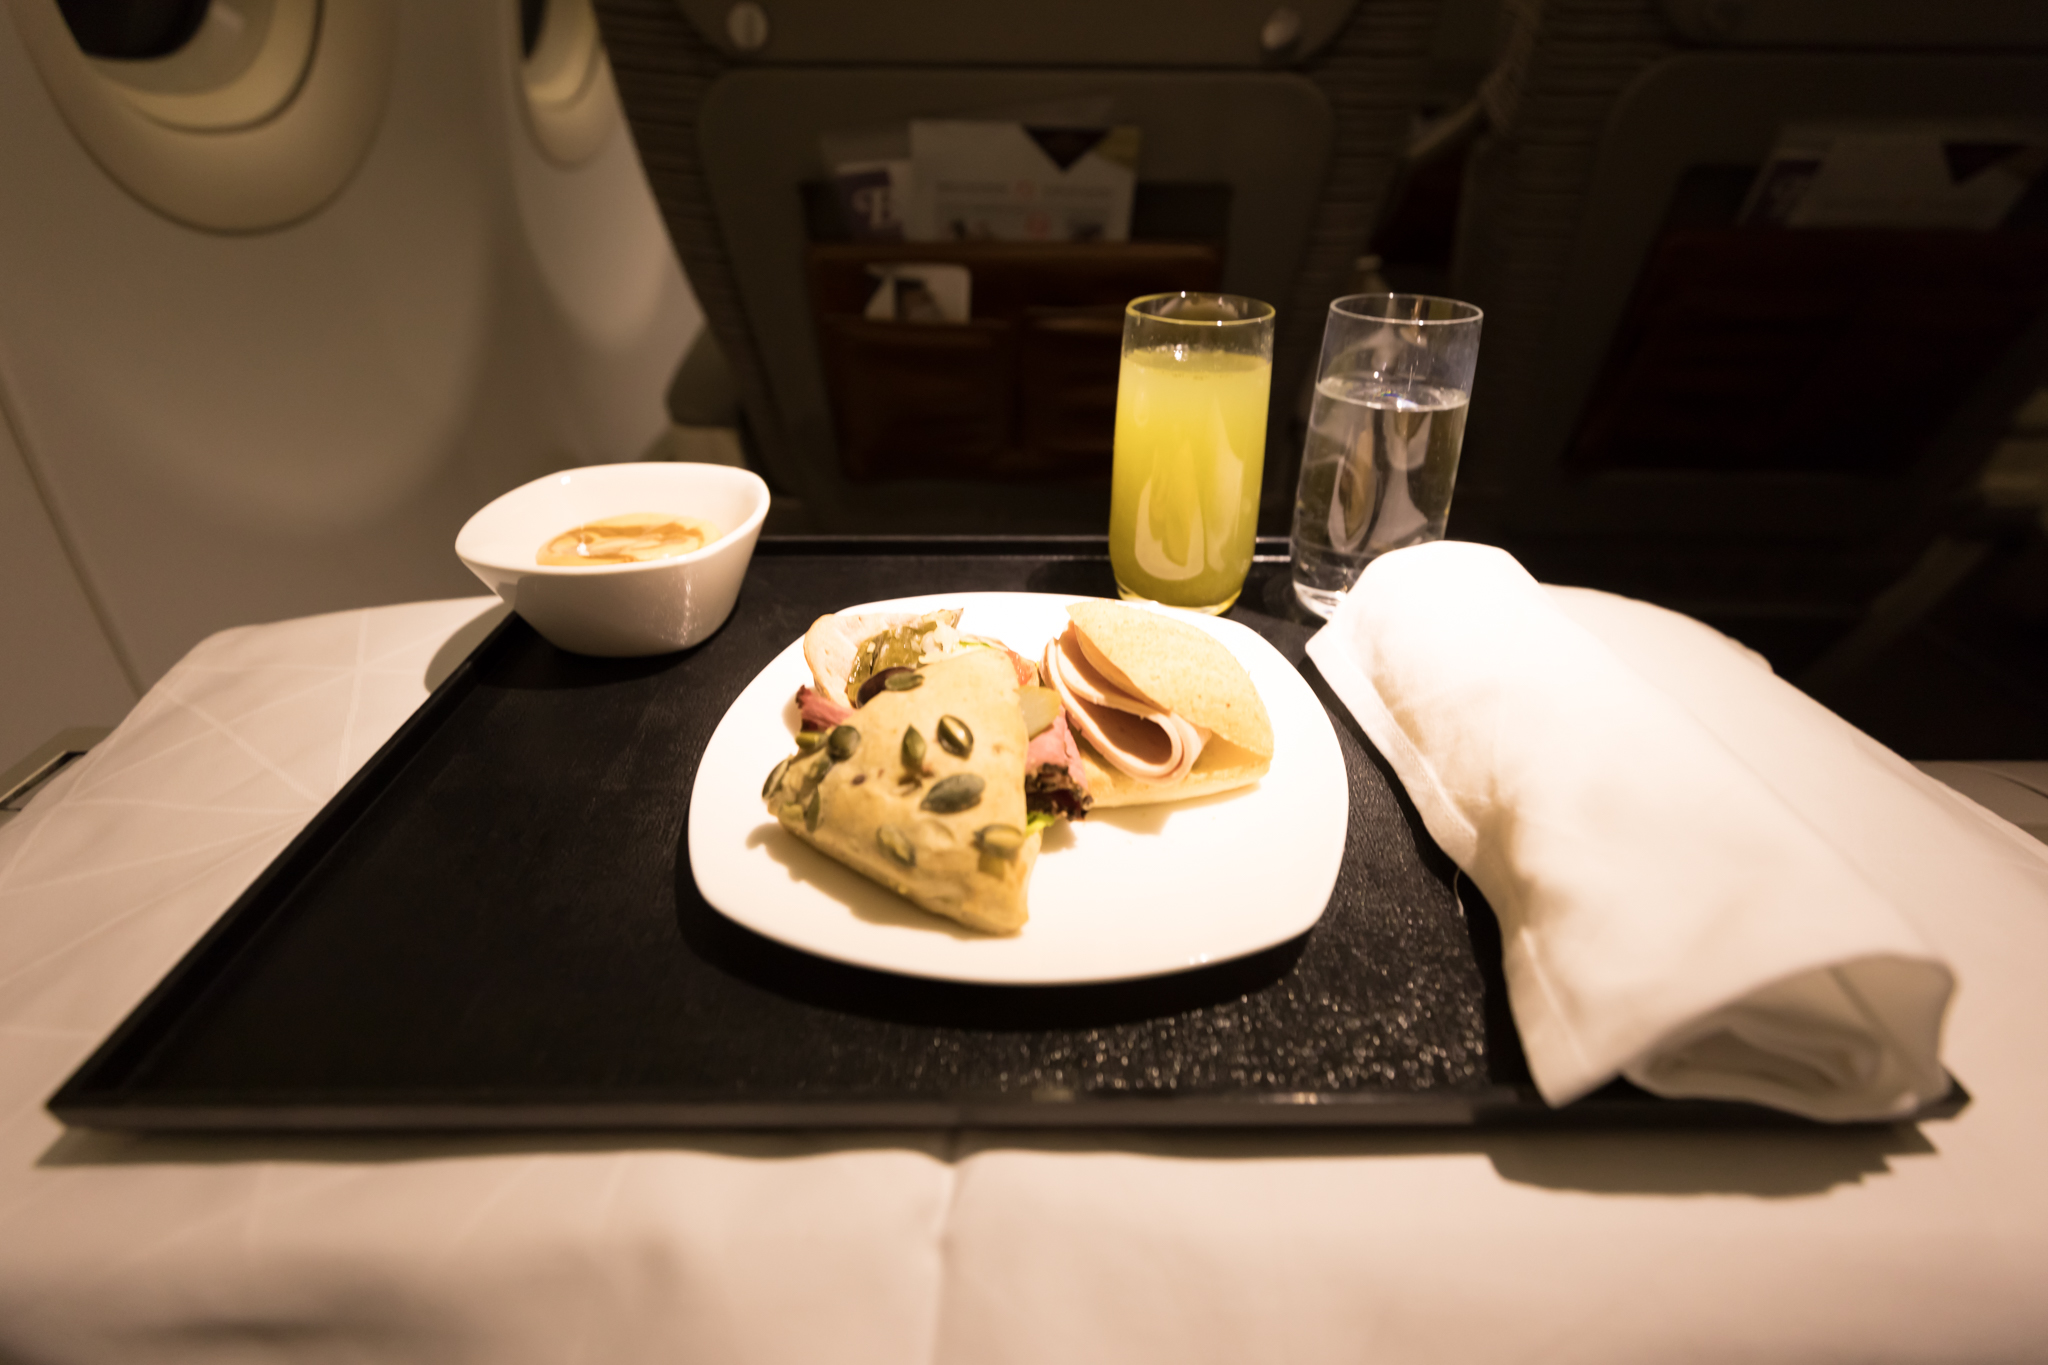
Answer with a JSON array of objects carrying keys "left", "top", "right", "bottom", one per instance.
[{"left": 456, "top": 463, "right": 769, "bottom": 656}]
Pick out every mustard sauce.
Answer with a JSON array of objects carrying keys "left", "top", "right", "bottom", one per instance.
[{"left": 537, "top": 514, "right": 719, "bottom": 566}]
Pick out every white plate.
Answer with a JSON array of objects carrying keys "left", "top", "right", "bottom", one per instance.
[{"left": 688, "top": 593, "right": 1349, "bottom": 984}]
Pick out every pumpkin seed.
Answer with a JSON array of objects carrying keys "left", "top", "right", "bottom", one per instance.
[
  {"left": 901, "top": 725, "right": 926, "bottom": 770},
  {"left": 877, "top": 825, "right": 916, "bottom": 866},
  {"left": 857, "top": 668, "right": 909, "bottom": 706},
  {"left": 884, "top": 671, "right": 924, "bottom": 692},
  {"left": 937, "top": 715, "right": 973, "bottom": 758},
  {"left": 803, "top": 788, "right": 821, "bottom": 832},
  {"left": 827, "top": 724, "right": 861, "bottom": 761},
  {"left": 920, "top": 773, "right": 985, "bottom": 814},
  {"left": 762, "top": 756, "right": 792, "bottom": 799},
  {"left": 975, "top": 824, "right": 1026, "bottom": 858},
  {"left": 795, "top": 729, "right": 826, "bottom": 753},
  {"left": 796, "top": 752, "right": 832, "bottom": 797}
]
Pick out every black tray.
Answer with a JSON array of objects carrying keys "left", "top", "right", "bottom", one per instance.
[{"left": 49, "top": 539, "right": 1967, "bottom": 1131}]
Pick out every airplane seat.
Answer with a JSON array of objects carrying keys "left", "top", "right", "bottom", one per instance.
[
  {"left": 593, "top": 0, "right": 1444, "bottom": 534},
  {"left": 0, "top": 0, "right": 700, "bottom": 763},
  {"left": 1447, "top": 0, "right": 2048, "bottom": 674}
]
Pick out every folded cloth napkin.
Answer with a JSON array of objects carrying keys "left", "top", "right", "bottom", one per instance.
[{"left": 1303, "top": 541, "right": 2007, "bottom": 1121}]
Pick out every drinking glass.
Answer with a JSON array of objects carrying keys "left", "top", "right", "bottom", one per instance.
[
  {"left": 1109, "top": 292, "right": 1276, "bottom": 614},
  {"left": 1289, "top": 294, "right": 1482, "bottom": 619}
]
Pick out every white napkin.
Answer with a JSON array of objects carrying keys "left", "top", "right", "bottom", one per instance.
[{"left": 1304, "top": 541, "right": 1982, "bottom": 1120}]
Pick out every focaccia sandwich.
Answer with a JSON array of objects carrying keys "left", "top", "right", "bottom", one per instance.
[{"left": 764, "top": 646, "right": 1053, "bottom": 935}]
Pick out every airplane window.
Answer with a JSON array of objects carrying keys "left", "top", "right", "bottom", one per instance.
[
  {"left": 518, "top": 0, "right": 617, "bottom": 164},
  {"left": 12, "top": 0, "right": 396, "bottom": 231},
  {"left": 521, "top": 0, "right": 547, "bottom": 58},
  {"left": 56, "top": 0, "right": 209, "bottom": 59}
]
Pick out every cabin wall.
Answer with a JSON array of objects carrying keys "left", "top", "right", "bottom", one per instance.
[{"left": 0, "top": 0, "right": 699, "bottom": 762}]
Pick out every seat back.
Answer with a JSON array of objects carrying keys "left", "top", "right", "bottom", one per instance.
[
  {"left": 1450, "top": 0, "right": 2048, "bottom": 632},
  {"left": 597, "top": 0, "right": 1442, "bottom": 532}
]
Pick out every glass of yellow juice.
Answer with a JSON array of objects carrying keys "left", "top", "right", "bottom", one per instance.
[{"left": 1109, "top": 292, "right": 1276, "bottom": 614}]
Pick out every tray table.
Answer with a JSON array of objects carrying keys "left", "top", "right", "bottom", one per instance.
[{"left": 49, "top": 539, "right": 1966, "bottom": 1130}]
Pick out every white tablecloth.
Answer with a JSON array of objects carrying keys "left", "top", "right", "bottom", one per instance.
[{"left": 4, "top": 598, "right": 2048, "bottom": 1363}]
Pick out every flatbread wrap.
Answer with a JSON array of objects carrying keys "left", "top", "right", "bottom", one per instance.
[
  {"left": 763, "top": 648, "right": 1041, "bottom": 934},
  {"left": 1042, "top": 601, "right": 1274, "bottom": 808}
]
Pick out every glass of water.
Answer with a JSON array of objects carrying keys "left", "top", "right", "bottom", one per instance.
[{"left": 1288, "top": 294, "right": 1482, "bottom": 619}]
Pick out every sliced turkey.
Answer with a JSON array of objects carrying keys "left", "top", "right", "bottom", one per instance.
[{"left": 1042, "top": 624, "right": 1209, "bottom": 787}]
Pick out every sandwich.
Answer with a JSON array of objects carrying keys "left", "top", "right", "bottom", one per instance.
[
  {"left": 795, "top": 608, "right": 1092, "bottom": 824},
  {"left": 764, "top": 607, "right": 1091, "bottom": 935},
  {"left": 764, "top": 647, "right": 1042, "bottom": 934},
  {"left": 759, "top": 600, "right": 1269, "bottom": 932},
  {"left": 1041, "top": 600, "right": 1274, "bottom": 807}
]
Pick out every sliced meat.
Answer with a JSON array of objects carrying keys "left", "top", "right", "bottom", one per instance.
[
  {"left": 1042, "top": 626, "right": 1207, "bottom": 785},
  {"left": 1024, "top": 710, "right": 1092, "bottom": 813},
  {"left": 1026, "top": 713, "right": 1092, "bottom": 817},
  {"left": 796, "top": 685, "right": 854, "bottom": 732},
  {"left": 1024, "top": 709, "right": 1077, "bottom": 772}
]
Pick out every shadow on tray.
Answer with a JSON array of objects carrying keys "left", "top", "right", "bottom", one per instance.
[{"left": 668, "top": 836, "right": 1310, "bottom": 1032}]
